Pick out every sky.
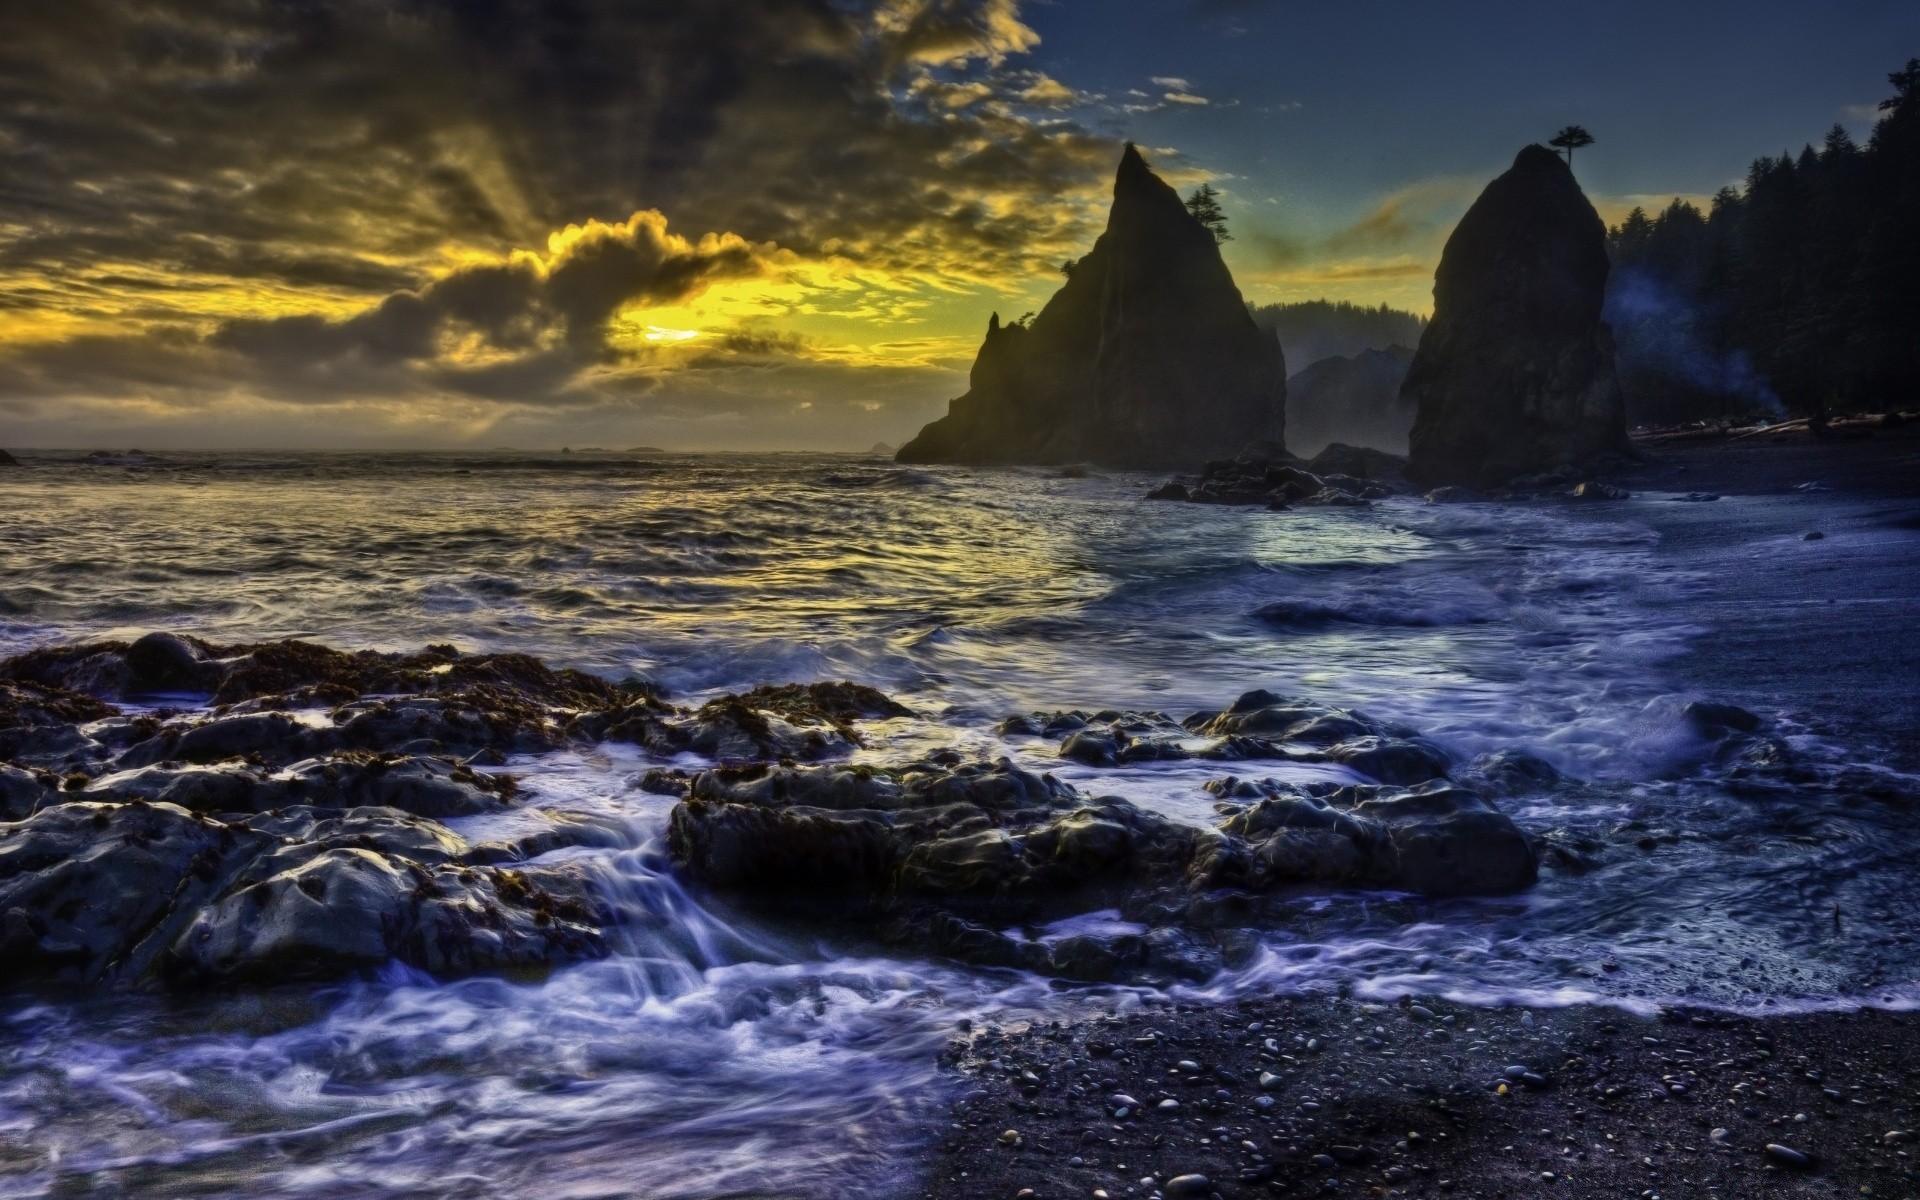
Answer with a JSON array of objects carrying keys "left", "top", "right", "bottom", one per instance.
[{"left": 0, "top": 0, "right": 1913, "bottom": 451}]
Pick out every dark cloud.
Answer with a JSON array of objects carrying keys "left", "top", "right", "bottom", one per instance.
[
  {"left": 0, "top": 0, "right": 1110, "bottom": 309},
  {"left": 0, "top": 0, "right": 1118, "bottom": 445}
]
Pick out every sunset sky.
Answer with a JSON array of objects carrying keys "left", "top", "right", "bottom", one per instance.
[{"left": 1, "top": 0, "right": 1913, "bottom": 451}]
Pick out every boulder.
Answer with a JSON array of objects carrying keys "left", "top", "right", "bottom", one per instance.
[
  {"left": 1404, "top": 145, "right": 1629, "bottom": 488},
  {"left": 0, "top": 799, "right": 611, "bottom": 987},
  {"left": 1209, "top": 778, "right": 1538, "bottom": 896},
  {"left": 897, "top": 145, "right": 1286, "bottom": 468}
]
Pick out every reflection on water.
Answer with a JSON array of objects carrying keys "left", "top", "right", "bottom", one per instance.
[{"left": 1, "top": 450, "right": 1916, "bottom": 1198}]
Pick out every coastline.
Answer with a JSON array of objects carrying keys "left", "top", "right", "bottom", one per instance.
[{"left": 921, "top": 433, "right": 1920, "bottom": 1199}]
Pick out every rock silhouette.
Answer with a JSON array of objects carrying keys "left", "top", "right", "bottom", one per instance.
[
  {"left": 1404, "top": 145, "right": 1629, "bottom": 487},
  {"left": 897, "top": 145, "right": 1286, "bottom": 468},
  {"left": 1285, "top": 345, "right": 1415, "bottom": 456}
]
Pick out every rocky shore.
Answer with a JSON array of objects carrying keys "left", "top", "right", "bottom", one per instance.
[
  {"left": 922, "top": 994, "right": 1920, "bottom": 1200},
  {"left": 2, "top": 631, "right": 1585, "bottom": 993}
]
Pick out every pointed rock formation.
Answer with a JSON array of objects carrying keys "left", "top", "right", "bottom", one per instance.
[
  {"left": 1404, "top": 145, "right": 1629, "bottom": 488},
  {"left": 897, "top": 145, "right": 1286, "bottom": 468}
]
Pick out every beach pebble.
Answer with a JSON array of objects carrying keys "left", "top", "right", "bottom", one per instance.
[
  {"left": 1176, "top": 1059, "right": 1203, "bottom": 1073},
  {"left": 998, "top": 1129, "right": 1023, "bottom": 1147},
  {"left": 1503, "top": 1065, "right": 1529, "bottom": 1080},
  {"left": 1163, "top": 1175, "right": 1212, "bottom": 1199},
  {"left": 1710, "top": 1127, "right": 1731, "bottom": 1144},
  {"left": 1258, "top": 1070, "right": 1283, "bottom": 1091},
  {"left": 1764, "top": 1143, "right": 1814, "bottom": 1169},
  {"left": 1158, "top": 1098, "right": 1180, "bottom": 1111}
]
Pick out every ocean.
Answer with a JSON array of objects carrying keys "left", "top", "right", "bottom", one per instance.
[{"left": 1, "top": 448, "right": 1915, "bottom": 1198}]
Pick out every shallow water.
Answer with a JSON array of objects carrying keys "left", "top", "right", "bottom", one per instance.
[{"left": 2, "top": 449, "right": 1916, "bottom": 1198}]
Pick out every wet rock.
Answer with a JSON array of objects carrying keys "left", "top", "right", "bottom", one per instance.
[
  {"left": 1404, "top": 145, "right": 1629, "bottom": 488},
  {"left": 0, "top": 801, "right": 271, "bottom": 983},
  {"left": 1684, "top": 701, "right": 1762, "bottom": 736},
  {"left": 1569, "top": 480, "right": 1630, "bottom": 501},
  {"left": 1209, "top": 778, "right": 1536, "bottom": 895},
  {"left": 0, "top": 764, "right": 58, "bottom": 821},
  {"left": 0, "top": 798, "right": 611, "bottom": 989},
  {"left": 898, "top": 145, "right": 1286, "bottom": 469},
  {"left": 1144, "top": 482, "right": 1191, "bottom": 502},
  {"left": 668, "top": 691, "right": 864, "bottom": 756},
  {"left": 1471, "top": 748, "right": 1564, "bottom": 795},
  {"left": 1424, "top": 485, "right": 1478, "bottom": 504},
  {"left": 1322, "top": 735, "right": 1451, "bottom": 786},
  {"left": 169, "top": 838, "right": 607, "bottom": 986},
  {"left": 0, "top": 678, "right": 119, "bottom": 763},
  {"left": 88, "top": 754, "right": 515, "bottom": 818}
]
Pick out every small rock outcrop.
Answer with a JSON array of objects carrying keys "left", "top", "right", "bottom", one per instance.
[
  {"left": 897, "top": 145, "right": 1286, "bottom": 469},
  {"left": 668, "top": 690, "right": 1538, "bottom": 983},
  {"left": 1285, "top": 346, "right": 1416, "bottom": 457},
  {"left": 1404, "top": 145, "right": 1629, "bottom": 488}
]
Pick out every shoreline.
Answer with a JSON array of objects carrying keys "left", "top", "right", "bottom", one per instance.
[
  {"left": 921, "top": 994, "right": 1920, "bottom": 1200},
  {"left": 919, "top": 434, "right": 1920, "bottom": 1199}
]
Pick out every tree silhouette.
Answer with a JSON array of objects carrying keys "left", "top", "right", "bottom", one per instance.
[
  {"left": 1184, "top": 184, "right": 1231, "bottom": 244},
  {"left": 1600, "top": 57, "right": 1920, "bottom": 421},
  {"left": 1549, "top": 125, "right": 1595, "bottom": 167}
]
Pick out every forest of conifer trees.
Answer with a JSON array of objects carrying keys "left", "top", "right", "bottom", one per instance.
[{"left": 1605, "top": 58, "right": 1920, "bottom": 423}]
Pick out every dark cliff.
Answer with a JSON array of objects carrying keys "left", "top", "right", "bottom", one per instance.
[
  {"left": 1285, "top": 345, "right": 1415, "bottom": 456},
  {"left": 1404, "top": 144, "right": 1628, "bottom": 487},
  {"left": 897, "top": 145, "right": 1286, "bottom": 468}
]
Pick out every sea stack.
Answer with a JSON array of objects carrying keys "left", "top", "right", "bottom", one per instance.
[
  {"left": 897, "top": 145, "right": 1286, "bottom": 469},
  {"left": 1403, "top": 145, "right": 1628, "bottom": 488}
]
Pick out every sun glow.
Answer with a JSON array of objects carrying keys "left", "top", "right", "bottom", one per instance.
[{"left": 643, "top": 326, "right": 704, "bottom": 343}]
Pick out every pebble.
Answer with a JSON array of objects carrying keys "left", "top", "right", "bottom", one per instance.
[
  {"left": 998, "top": 1129, "right": 1022, "bottom": 1147},
  {"left": 1710, "top": 1127, "right": 1732, "bottom": 1144},
  {"left": 1158, "top": 1098, "right": 1180, "bottom": 1111},
  {"left": 1163, "top": 1175, "right": 1212, "bottom": 1199},
  {"left": 1176, "top": 1060, "right": 1202, "bottom": 1073},
  {"left": 1521, "top": 1012, "right": 1535, "bottom": 1029},
  {"left": 1503, "top": 1065, "right": 1528, "bottom": 1080},
  {"left": 1764, "top": 1143, "right": 1814, "bottom": 1169},
  {"left": 1258, "top": 1071, "right": 1283, "bottom": 1091}
]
